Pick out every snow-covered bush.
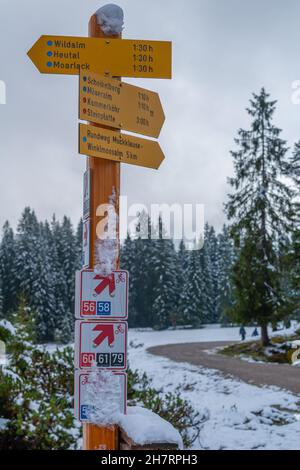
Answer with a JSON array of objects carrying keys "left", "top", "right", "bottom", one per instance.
[
  {"left": 0, "top": 306, "right": 202, "bottom": 449},
  {"left": 0, "top": 318, "right": 80, "bottom": 449},
  {"left": 127, "top": 368, "right": 207, "bottom": 447}
]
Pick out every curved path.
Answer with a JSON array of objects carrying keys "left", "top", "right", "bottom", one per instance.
[{"left": 147, "top": 341, "right": 300, "bottom": 395}]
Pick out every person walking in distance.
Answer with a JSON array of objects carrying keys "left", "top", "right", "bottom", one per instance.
[{"left": 239, "top": 326, "right": 246, "bottom": 341}]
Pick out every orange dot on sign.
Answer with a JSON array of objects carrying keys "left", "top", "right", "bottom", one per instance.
[
  {"left": 83, "top": 97, "right": 87, "bottom": 103},
  {"left": 83, "top": 109, "right": 87, "bottom": 114}
]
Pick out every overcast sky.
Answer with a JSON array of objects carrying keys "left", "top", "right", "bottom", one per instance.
[{"left": 1, "top": 0, "right": 300, "bottom": 233}]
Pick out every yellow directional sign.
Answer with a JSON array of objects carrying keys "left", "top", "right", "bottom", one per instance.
[
  {"left": 79, "top": 72, "right": 165, "bottom": 138},
  {"left": 79, "top": 123, "right": 165, "bottom": 169},
  {"left": 28, "top": 35, "right": 172, "bottom": 79}
]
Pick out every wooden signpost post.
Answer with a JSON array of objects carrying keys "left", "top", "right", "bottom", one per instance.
[{"left": 27, "top": 5, "right": 172, "bottom": 451}]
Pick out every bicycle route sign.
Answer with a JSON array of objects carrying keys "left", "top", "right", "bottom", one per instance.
[
  {"left": 74, "top": 320, "right": 127, "bottom": 370},
  {"left": 75, "top": 270, "right": 128, "bottom": 320}
]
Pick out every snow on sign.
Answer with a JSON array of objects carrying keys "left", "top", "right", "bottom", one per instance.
[
  {"left": 83, "top": 169, "right": 91, "bottom": 220},
  {"left": 82, "top": 219, "right": 90, "bottom": 268},
  {"left": 74, "top": 370, "right": 127, "bottom": 422},
  {"left": 75, "top": 269, "right": 128, "bottom": 320},
  {"left": 75, "top": 320, "right": 127, "bottom": 370}
]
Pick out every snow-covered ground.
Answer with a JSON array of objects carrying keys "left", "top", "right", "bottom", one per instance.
[{"left": 128, "top": 325, "right": 300, "bottom": 450}]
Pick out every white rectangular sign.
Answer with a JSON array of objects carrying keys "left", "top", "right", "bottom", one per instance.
[
  {"left": 74, "top": 370, "right": 127, "bottom": 422},
  {"left": 75, "top": 320, "right": 127, "bottom": 370},
  {"left": 75, "top": 270, "right": 128, "bottom": 320},
  {"left": 82, "top": 219, "right": 90, "bottom": 268},
  {"left": 83, "top": 169, "right": 91, "bottom": 220}
]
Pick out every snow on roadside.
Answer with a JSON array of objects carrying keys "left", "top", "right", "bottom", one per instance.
[
  {"left": 128, "top": 326, "right": 300, "bottom": 450},
  {"left": 129, "top": 322, "right": 299, "bottom": 349}
]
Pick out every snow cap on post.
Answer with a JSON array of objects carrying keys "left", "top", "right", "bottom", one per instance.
[{"left": 96, "top": 4, "right": 124, "bottom": 36}]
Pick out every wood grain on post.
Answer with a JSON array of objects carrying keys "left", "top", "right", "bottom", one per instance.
[{"left": 82, "top": 13, "right": 120, "bottom": 451}]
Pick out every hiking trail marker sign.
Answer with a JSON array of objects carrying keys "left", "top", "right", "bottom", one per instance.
[
  {"left": 74, "top": 370, "right": 127, "bottom": 422},
  {"left": 27, "top": 35, "right": 172, "bottom": 79},
  {"left": 79, "top": 123, "right": 165, "bottom": 169},
  {"left": 75, "top": 321, "right": 127, "bottom": 370},
  {"left": 75, "top": 269, "right": 128, "bottom": 320},
  {"left": 79, "top": 71, "right": 165, "bottom": 138}
]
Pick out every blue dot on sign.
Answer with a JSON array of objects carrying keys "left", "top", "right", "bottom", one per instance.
[
  {"left": 83, "top": 86, "right": 87, "bottom": 92},
  {"left": 47, "top": 40, "right": 53, "bottom": 46},
  {"left": 83, "top": 137, "right": 87, "bottom": 143},
  {"left": 83, "top": 76, "right": 87, "bottom": 82},
  {"left": 47, "top": 51, "right": 53, "bottom": 57},
  {"left": 47, "top": 62, "right": 53, "bottom": 67}
]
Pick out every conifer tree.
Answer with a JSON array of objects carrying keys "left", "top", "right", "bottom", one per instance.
[
  {"left": 203, "top": 224, "right": 218, "bottom": 322},
  {"left": 285, "top": 141, "right": 300, "bottom": 314},
  {"left": 0, "top": 221, "right": 17, "bottom": 316},
  {"left": 121, "top": 233, "right": 139, "bottom": 327},
  {"left": 217, "top": 225, "right": 235, "bottom": 324},
  {"left": 225, "top": 89, "right": 295, "bottom": 345},
  {"left": 152, "top": 217, "right": 177, "bottom": 329}
]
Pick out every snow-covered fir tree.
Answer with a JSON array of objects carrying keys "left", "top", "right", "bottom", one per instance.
[
  {"left": 203, "top": 224, "right": 219, "bottom": 322},
  {"left": 121, "top": 232, "right": 139, "bottom": 327},
  {"left": 285, "top": 141, "right": 300, "bottom": 314},
  {"left": 0, "top": 275, "right": 3, "bottom": 319},
  {"left": 0, "top": 221, "right": 17, "bottom": 316},
  {"left": 31, "top": 221, "right": 57, "bottom": 342},
  {"left": 217, "top": 225, "right": 235, "bottom": 324},
  {"left": 152, "top": 217, "right": 177, "bottom": 329},
  {"left": 179, "top": 245, "right": 204, "bottom": 327},
  {"left": 13, "top": 208, "right": 41, "bottom": 314},
  {"left": 225, "top": 89, "right": 295, "bottom": 345}
]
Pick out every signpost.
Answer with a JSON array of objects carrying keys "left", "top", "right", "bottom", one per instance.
[
  {"left": 27, "top": 6, "right": 172, "bottom": 451},
  {"left": 75, "top": 321, "right": 127, "bottom": 370},
  {"left": 28, "top": 35, "right": 172, "bottom": 79},
  {"left": 74, "top": 370, "right": 127, "bottom": 422},
  {"left": 79, "top": 71, "right": 165, "bottom": 138},
  {"left": 75, "top": 269, "right": 128, "bottom": 320},
  {"left": 79, "top": 123, "right": 165, "bottom": 169}
]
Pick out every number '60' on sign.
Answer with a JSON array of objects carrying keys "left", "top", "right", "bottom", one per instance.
[{"left": 75, "top": 270, "right": 129, "bottom": 320}]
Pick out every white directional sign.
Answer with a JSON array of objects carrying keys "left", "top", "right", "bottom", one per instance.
[
  {"left": 74, "top": 370, "right": 127, "bottom": 422},
  {"left": 75, "top": 321, "right": 127, "bottom": 370},
  {"left": 75, "top": 270, "right": 128, "bottom": 320},
  {"left": 83, "top": 169, "right": 91, "bottom": 220},
  {"left": 82, "top": 219, "right": 90, "bottom": 268}
]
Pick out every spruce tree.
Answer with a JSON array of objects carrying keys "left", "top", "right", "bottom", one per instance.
[
  {"left": 203, "top": 224, "right": 219, "bottom": 322},
  {"left": 121, "top": 232, "right": 139, "bottom": 327},
  {"left": 179, "top": 246, "right": 204, "bottom": 327},
  {"left": 174, "top": 240, "right": 189, "bottom": 327},
  {"left": 14, "top": 208, "right": 40, "bottom": 307},
  {"left": 128, "top": 212, "right": 158, "bottom": 328},
  {"left": 286, "top": 141, "right": 300, "bottom": 315},
  {"left": 0, "top": 221, "right": 17, "bottom": 316},
  {"left": 217, "top": 225, "right": 236, "bottom": 324},
  {"left": 152, "top": 217, "right": 177, "bottom": 329},
  {"left": 225, "top": 89, "right": 295, "bottom": 345}
]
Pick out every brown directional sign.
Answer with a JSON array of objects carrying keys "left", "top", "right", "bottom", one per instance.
[
  {"left": 79, "top": 123, "right": 164, "bottom": 169},
  {"left": 79, "top": 72, "right": 165, "bottom": 138},
  {"left": 27, "top": 35, "right": 172, "bottom": 79}
]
